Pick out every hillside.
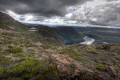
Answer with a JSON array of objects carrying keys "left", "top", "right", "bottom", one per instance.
[
  {"left": 36, "top": 26, "right": 82, "bottom": 44},
  {"left": 0, "top": 12, "right": 28, "bottom": 31},
  {"left": 0, "top": 12, "right": 120, "bottom": 80}
]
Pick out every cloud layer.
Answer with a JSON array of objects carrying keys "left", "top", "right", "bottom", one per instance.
[
  {"left": 1, "top": 0, "right": 120, "bottom": 27},
  {"left": 0, "top": 0, "right": 90, "bottom": 17},
  {"left": 67, "top": 0, "right": 120, "bottom": 27}
]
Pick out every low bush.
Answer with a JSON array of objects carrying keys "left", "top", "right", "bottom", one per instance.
[
  {"left": 5, "top": 58, "right": 48, "bottom": 79},
  {"left": 7, "top": 47, "right": 23, "bottom": 53},
  {"left": 60, "top": 47, "right": 82, "bottom": 61},
  {"left": 0, "top": 56, "right": 13, "bottom": 67},
  {"left": 96, "top": 64, "right": 108, "bottom": 71},
  {"left": 0, "top": 67, "right": 4, "bottom": 74}
]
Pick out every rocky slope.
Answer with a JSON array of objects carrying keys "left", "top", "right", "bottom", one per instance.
[{"left": 0, "top": 12, "right": 120, "bottom": 80}]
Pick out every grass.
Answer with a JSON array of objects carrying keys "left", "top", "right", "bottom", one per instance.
[
  {"left": 36, "top": 64, "right": 57, "bottom": 80},
  {"left": 1, "top": 57, "right": 57, "bottom": 80},
  {"left": 7, "top": 47, "right": 23, "bottom": 53},
  {"left": 0, "top": 56, "right": 14, "bottom": 67},
  {"left": 0, "top": 67, "right": 4, "bottom": 74},
  {"left": 29, "top": 50, "right": 36, "bottom": 54},
  {"left": 59, "top": 47, "right": 83, "bottom": 61},
  {"left": 96, "top": 64, "right": 108, "bottom": 71},
  {"left": 84, "top": 46, "right": 100, "bottom": 54},
  {"left": 12, "top": 53, "right": 26, "bottom": 57},
  {"left": 5, "top": 58, "right": 48, "bottom": 79}
]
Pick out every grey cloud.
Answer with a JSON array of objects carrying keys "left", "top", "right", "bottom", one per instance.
[
  {"left": 93, "top": 3, "right": 120, "bottom": 26},
  {"left": 105, "top": 0, "right": 118, "bottom": 2},
  {"left": 69, "top": 0, "right": 120, "bottom": 27},
  {"left": 0, "top": 0, "right": 91, "bottom": 17}
]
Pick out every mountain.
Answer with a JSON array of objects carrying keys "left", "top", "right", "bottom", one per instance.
[
  {"left": 0, "top": 12, "right": 28, "bottom": 31},
  {"left": 36, "top": 26, "right": 81, "bottom": 44},
  {"left": 0, "top": 12, "right": 64, "bottom": 45}
]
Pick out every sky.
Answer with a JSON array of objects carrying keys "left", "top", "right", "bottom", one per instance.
[{"left": 0, "top": 0, "right": 120, "bottom": 27}]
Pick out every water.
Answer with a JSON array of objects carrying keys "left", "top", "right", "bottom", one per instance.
[
  {"left": 64, "top": 26, "right": 120, "bottom": 45},
  {"left": 80, "top": 36, "right": 95, "bottom": 45}
]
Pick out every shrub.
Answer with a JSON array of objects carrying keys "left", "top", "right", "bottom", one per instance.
[
  {"left": 6, "top": 78, "right": 22, "bottom": 80},
  {"left": 0, "top": 67, "right": 4, "bottom": 74},
  {"left": 0, "top": 56, "right": 13, "bottom": 67},
  {"left": 102, "top": 44, "right": 111, "bottom": 50},
  {"left": 60, "top": 47, "right": 82, "bottom": 61},
  {"left": 30, "top": 50, "right": 36, "bottom": 54},
  {"left": 7, "top": 47, "right": 23, "bottom": 53},
  {"left": 6, "top": 58, "right": 48, "bottom": 79},
  {"left": 12, "top": 53, "right": 26, "bottom": 57},
  {"left": 85, "top": 46, "right": 99, "bottom": 54},
  {"left": 96, "top": 64, "right": 107, "bottom": 71},
  {"left": 37, "top": 64, "right": 57, "bottom": 80}
]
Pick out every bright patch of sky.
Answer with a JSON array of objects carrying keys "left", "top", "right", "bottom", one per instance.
[{"left": 7, "top": 10, "right": 20, "bottom": 20}]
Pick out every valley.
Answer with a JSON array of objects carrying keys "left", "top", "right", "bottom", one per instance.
[{"left": 0, "top": 12, "right": 120, "bottom": 80}]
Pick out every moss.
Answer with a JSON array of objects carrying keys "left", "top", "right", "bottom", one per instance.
[
  {"left": 7, "top": 47, "right": 23, "bottom": 53},
  {"left": 96, "top": 64, "right": 108, "bottom": 71},
  {"left": 60, "top": 47, "right": 82, "bottom": 61}
]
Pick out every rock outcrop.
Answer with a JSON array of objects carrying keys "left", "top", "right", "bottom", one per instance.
[{"left": 50, "top": 53, "right": 105, "bottom": 80}]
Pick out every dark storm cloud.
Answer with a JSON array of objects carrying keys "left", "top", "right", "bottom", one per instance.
[{"left": 0, "top": 0, "right": 91, "bottom": 17}]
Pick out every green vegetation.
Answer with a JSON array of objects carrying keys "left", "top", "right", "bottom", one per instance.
[
  {"left": 96, "top": 64, "right": 108, "bottom": 71},
  {"left": 7, "top": 47, "right": 23, "bottom": 53},
  {"left": 29, "top": 50, "right": 36, "bottom": 54},
  {"left": 0, "top": 67, "right": 4, "bottom": 74},
  {"left": 0, "top": 57, "right": 57, "bottom": 80},
  {"left": 37, "top": 64, "right": 57, "bottom": 80},
  {"left": 60, "top": 47, "right": 83, "bottom": 61},
  {"left": 83, "top": 46, "right": 100, "bottom": 54},
  {"left": 4, "top": 58, "right": 49, "bottom": 79},
  {"left": 0, "top": 56, "right": 13, "bottom": 67},
  {"left": 0, "top": 21, "right": 9, "bottom": 29}
]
